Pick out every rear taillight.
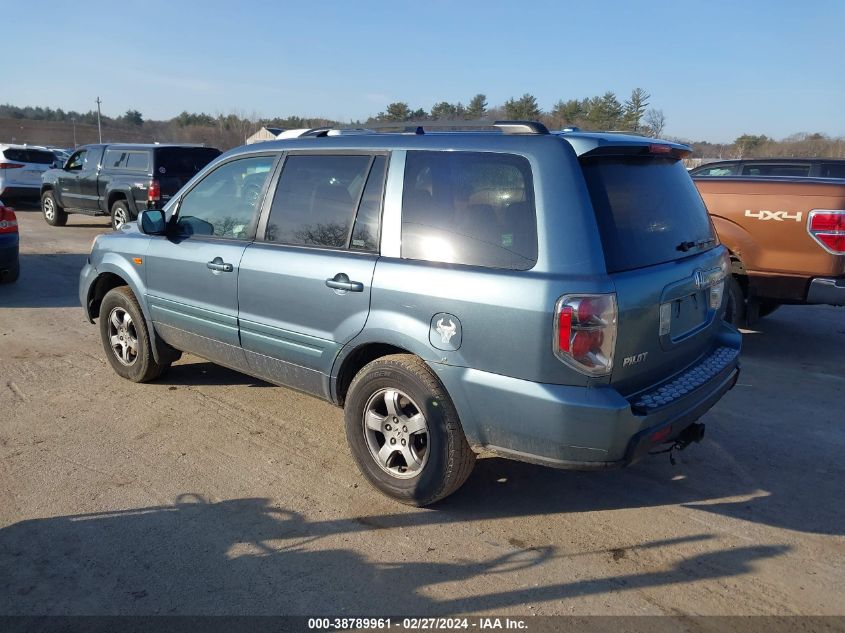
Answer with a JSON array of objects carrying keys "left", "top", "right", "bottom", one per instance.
[
  {"left": 0, "top": 163, "right": 25, "bottom": 169},
  {"left": 0, "top": 206, "right": 18, "bottom": 234},
  {"left": 148, "top": 179, "right": 161, "bottom": 203},
  {"left": 808, "top": 210, "right": 845, "bottom": 254},
  {"left": 554, "top": 294, "right": 617, "bottom": 376}
]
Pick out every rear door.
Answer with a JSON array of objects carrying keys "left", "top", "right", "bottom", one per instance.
[
  {"left": 579, "top": 153, "right": 728, "bottom": 395},
  {"left": 236, "top": 152, "right": 386, "bottom": 396},
  {"left": 145, "top": 153, "right": 278, "bottom": 369}
]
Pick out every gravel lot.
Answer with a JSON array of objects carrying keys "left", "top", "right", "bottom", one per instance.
[{"left": 1, "top": 204, "right": 843, "bottom": 617}]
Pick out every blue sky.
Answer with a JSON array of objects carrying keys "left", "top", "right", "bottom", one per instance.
[{"left": 4, "top": 0, "right": 843, "bottom": 142}]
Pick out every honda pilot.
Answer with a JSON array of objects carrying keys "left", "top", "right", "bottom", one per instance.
[{"left": 79, "top": 122, "right": 741, "bottom": 505}]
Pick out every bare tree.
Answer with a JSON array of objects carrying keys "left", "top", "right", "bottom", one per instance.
[{"left": 643, "top": 108, "right": 666, "bottom": 138}]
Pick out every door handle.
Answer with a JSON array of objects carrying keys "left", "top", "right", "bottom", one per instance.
[
  {"left": 206, "top": 257, "right": 234, "bottom": 273},
  {"left": 325, "top": 273, "right": 364, "bottom": 292}
]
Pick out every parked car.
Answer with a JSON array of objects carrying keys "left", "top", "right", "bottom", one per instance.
[
  {"left": 40, "top": 143, "right": 221, "bottom": 229},
  {"left": 694, "top": 175, "right": 845, "bottom": 324},
  {"left": 0, "top": 144, "right": 57, "bottom": 202},
  {"left": 690, "top": 158, "right": 845, "bottom": 179},
  {"left": 79, "top": 122, "right": 741, "bottom": 505},
  {"left": 49, "top": 148, "right": 72, "bottom": 167},
  {"left": 0, "top": 200, "right": 19, "bottom": 283}
]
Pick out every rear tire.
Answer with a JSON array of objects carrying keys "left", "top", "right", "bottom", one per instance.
[
  {"left": 41, "top": 190, "right": 67, "bottom": 227},
  {"left": 110, "top": 200, "right": 131, "bottom": 230},
  {"left": 98, "top": 286, "right": 170, "bottom": 382},
  {"left": 344, "top": 354, "right": 476, "bottom": 506},
  {"left": 724, "top": 276, "right": 746, "bottom": 327}
]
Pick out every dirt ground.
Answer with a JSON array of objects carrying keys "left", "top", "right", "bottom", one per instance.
[{"left": 1, "top": 204, "right": 843, "bottom": 617}]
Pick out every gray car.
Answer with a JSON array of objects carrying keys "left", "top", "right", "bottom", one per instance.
[{"left": 79, "top": 121, "right": 741, "bottom": 505}]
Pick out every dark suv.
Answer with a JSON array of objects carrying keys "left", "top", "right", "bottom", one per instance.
[
  {"left": 79, "top": 122, "right": 741, "bottom": 505},
  {"left": 41, "top": 143, "right": 221, "bottom": 229}
]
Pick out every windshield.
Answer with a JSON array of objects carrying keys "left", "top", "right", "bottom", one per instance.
[{"left": 581, "top": 156, "right": 716, "bottom": 273}]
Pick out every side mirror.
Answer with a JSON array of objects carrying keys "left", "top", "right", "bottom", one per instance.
[{"left": 139, "top": 209, "right": 167, "bottom": 235}]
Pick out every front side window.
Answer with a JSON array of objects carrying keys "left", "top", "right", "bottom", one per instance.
[
  {"left": 692, "top": 163, "right": 737, "bottom": 177},
  {"left": 401, "top": 151, "right": 537, "bottom": 270},
  {"left": 66, "top": 150, "right": 86, "bottom": 171},
  {"left": 176, "top": 155, "right": 276, "bottom": 239},
  {"left": 265, "top": 154, "right": 376, "bottom": 248}
]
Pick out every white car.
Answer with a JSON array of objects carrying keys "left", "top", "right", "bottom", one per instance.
[{"left": 0, "top": 144, "right": 56, "bottom": 201}]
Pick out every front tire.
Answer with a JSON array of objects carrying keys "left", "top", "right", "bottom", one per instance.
[
  {"left": 98, "top": 286, "right": 170, "bottom": 382},
  {"left": 41, "top": 190, "right": 67, "bottom": 227},
  {"left": 344, "top": 354, "right": 476, "bottom": 506},
  {"left": 110, "top": 200, "right": 131, "bottom": 230}
]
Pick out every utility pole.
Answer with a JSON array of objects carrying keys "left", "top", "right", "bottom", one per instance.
[
  {"left": 71, "top": 117, "right": 77, "bottom": 148},
  {"left": 95, "top": 97, "right": 102, "bottom": 143}
]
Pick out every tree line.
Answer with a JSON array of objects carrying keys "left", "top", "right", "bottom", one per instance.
[{"left": 2, "top": 95, "right": 843, "bottom": 158}]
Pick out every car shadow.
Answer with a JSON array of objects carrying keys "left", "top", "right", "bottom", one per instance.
[
  {"left": 163, "top": 360, "right": 272, "bottom": 388},
  {"left": 0, "top": 494, "right": 788, "bottom": 615},
  {"left": 0, "top": 253, "right": 88, "bottom": 308}
]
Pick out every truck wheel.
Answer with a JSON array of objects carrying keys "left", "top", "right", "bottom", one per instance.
[
  {"left": 41, "top": 190, "right": 67, "bottom": 227},
  {"left": 724, "top": 276, "right": 746, "bottom": 327},
  {"left": 98, "top": 286, "right": 170, "bottom": 383},
  {"left": 110, "top": 200, "right": 131, "bottom": 230},
  {"left": 344, "top": 354, "right": 476, "bottom": 506}
]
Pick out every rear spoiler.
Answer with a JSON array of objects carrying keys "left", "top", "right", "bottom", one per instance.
[{"left": 559, "top": 132, "right": 692, "bottom": 160}]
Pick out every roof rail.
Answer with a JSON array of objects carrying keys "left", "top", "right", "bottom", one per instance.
[{"left": 353, "top": 119, "right": 550, "bottom": 135}]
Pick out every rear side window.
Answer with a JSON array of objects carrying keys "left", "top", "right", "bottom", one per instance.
[
  {"left": 581, "top": 157, "right": 716, "bottom": 273},
  {"left": 156, "top": 147, "right": 221, "bottom": 177},
  {"left": 265, "top": 154, "right": 375, "bottom": 248},
  {"left": 103, "top": 149, "right": 126, "bottom": 169},
  {"left": 401, "top": 151, "right": 537, "bottom": 270},
  {"left": 820, "top": 163, "right": 845, "bottom": 178},
  {"left": 741, "top": 164, "right": 810, "bottom": 177},
  {"left": 125, "top": 151, "right": 150, "bottom": 171},
  {"left": 2, "top": 148, "right": 55, "bottom": 164}
]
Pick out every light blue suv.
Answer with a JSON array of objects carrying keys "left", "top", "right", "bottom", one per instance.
[{"left": 79, "top": 121, "right": 741, "bottom": 505}]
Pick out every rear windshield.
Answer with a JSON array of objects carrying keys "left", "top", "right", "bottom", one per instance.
[
  {"left": 3, "top": 148, "right": 56, "bottom": 164},
  {"left": 581, "top": 157, "right": 716, "bottom": 273},
  {"left": 155, "top": 147, "right": 221, "bottom": 177}
]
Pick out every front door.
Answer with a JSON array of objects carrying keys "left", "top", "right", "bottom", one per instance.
[
  {"left": 145, "top": 153, "right": 278, "bottom": 370},
  {"left": 57, "top": 148, "right": 87, "bottom": 210},
  {"left": 237, "top": 153, "right": 387, "bottom": 396}
]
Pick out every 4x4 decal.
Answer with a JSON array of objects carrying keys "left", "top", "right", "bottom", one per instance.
[{"left": 745, "top": 209, "right": 803, "bottom": 222}]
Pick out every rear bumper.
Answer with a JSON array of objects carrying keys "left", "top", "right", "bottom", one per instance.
[
  {"left": 429, "top": 323, "right": 741, "bottom": 469},
  {"left": 0, "top": 185, "right": 40, "bottom": 199},
  {"left": 0, "top": 235, "right": 19, "bottom": 269},
  {"left": 806, "top": 277, "right": 845, "bottom": 306}
]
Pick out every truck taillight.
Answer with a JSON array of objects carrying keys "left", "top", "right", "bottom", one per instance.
[
  {"left": 0, "top": 163, "right": 25, "bottom": 169},
  {"left": 554, "top": 294, "right": 617, "bottom": 376},
  {"left": 808, "top": 210, "right": 845, "bottom": 254},
  {"left": 0, "top": 206, "right": 18, "bottom": 234},
  {"left": 148, "top": 179, "right": 161, "bottom": 204}
]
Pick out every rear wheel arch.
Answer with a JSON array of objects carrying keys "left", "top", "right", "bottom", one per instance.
[{"left": 334, "top": 342, "right": 413, "bottom": 406}]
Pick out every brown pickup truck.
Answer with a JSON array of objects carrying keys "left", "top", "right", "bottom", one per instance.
[{"left": 693, "top": 176, "right": 845, "bottom": 325}]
